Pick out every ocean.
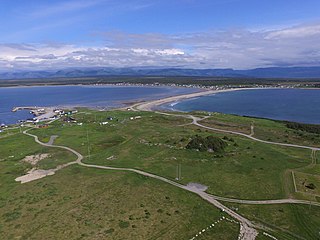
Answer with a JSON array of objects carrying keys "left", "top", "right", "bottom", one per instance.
[
  {"left": 0, "top": 85, "right": 197, "bottom": 125},
  {"left": 166, "top": 88, "right": 320, "bottom": 124}
]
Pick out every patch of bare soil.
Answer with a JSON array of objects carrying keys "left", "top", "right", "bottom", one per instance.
[
  {"left": 21, "top": 153, "right": 50, "bottom": 166},
  {"left": 15, "top": 168, "right": 55, "bottom": 184}
]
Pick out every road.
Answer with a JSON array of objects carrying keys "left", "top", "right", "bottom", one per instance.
[
  {"left": 18, "top": 95, "right": 320, "bottom": 239},
  {"left": 21, "top": 129, "right": 258, "bottom": 239},
  {"left": 189, "top": 115, "right": 320, "bottom": 151},
  {"left": 21, "top": 125, "right": 320, "bottom": 239}
]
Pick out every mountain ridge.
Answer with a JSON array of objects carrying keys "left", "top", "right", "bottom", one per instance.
[{"left": 1, "top": 66, "right": 320, "bottom": 80}]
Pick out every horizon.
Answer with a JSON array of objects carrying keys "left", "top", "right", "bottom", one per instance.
[{"left": 1, "top": 0, "right": 320, "bottom": 71}]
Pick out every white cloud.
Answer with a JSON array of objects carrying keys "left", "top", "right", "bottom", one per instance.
[
  {"left": 266, "top": 24, "right": 320, "bottom": 39},
  {"left": 1, "top": 23, "right": 320, "bottom": 71}
]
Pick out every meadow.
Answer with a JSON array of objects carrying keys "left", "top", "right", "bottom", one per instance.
[{"left": 1, "top": 108, "right": 319, "bottom": 239}]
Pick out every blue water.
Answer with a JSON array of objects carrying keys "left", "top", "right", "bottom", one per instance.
[
  {"left": 0, "top": 85, "right": 197, "bottom": 125},
  {"left": 169, "top": 89, "right": 320, "bottom": 124}
]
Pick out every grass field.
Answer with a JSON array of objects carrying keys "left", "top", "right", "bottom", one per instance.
[
  {"left": 0, "top": 133, "right": 239, "bottom": 239},
  {"left": 224, "top": 202, "right": 320, "bottom": 240},
  {"left": 200, "top": 112, "right": 320, "bottom": 147},
  {"left": 294, "top": 171, "right": 320, "bottom": 196},
  {"left": 1, "top": 108, "right": 320, "bottom": 238},
  {"left": 32, "top": 110, "right": 312, "bottom": 200}
]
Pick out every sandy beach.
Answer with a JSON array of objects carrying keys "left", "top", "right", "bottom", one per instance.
[{"left": 135, "top": 87, "right": 260, "bottom": 111}]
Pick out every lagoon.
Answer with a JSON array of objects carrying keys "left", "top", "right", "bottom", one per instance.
[
  {"left": 0, "top": 85, "right": 196, "bottom": 125},
  {"left": 169, "top": 88, "right": 320, "bottom": 124}
]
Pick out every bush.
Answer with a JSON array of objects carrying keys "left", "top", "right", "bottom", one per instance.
[
  {"left": 306, "top": 183, "right": 316, "bottom": 190},
  {"left": 186, "top": 135, "right": 227, "bottom": 152},
  {"left": 286, "top": 122, "right": 320, "bottom": 134},
  {"left": 119, "top": 221, "right": 130, "bottom": 229}
]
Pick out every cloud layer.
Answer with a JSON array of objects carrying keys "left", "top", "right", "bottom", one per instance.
[{"left": 1, "top": 23, "right": 320, "bottom": 71}]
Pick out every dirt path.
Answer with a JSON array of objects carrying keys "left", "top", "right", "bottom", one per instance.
[
  {"left": 16, "top": 89, "right": 320, "bottom": 239},
  {"left": 47, "top": 135, "right": 58, "bottom": 145},
  {"left": 19, "top": 128, "right": 259, "bottom": 239},
  {"left": 19, "top": 126, "right": 320, "bottom": 239},
  {"left": 15, "top": 130, "right": 82, "bottom": 183}
]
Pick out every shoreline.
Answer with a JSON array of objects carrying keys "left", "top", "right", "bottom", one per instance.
[
  {"left": 3, "top": 86, "right": 320, "bottom": 126},
  {"left": 134, "top": 87, "right": 263, "bottom": 111},
  {"left": 0, "top": 82, "right": 208, "bottom": 90}
]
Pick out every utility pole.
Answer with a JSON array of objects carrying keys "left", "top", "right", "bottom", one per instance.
[{"left": 176, "top": 163, "right": 181, "bottom": 180}]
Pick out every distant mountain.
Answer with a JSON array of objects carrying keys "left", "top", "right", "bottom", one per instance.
[{"left": 1, "top": 66, "right": 320, "bottom": 79}]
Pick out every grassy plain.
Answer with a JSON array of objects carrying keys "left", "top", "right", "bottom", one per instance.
[
  {"left": 225, "top": 202, "right": 320, "bottom": 240},
  {"left": 33, "top": 110, "right": 312, "bottom": 200},
  {"left": 201, "top": 113, "right": 320, "bottom": 147},
  {"left": 1, "top": 108, "right": 320, "bottom": 238},
  {"left": 0, "top": 132, "right": 238, "bottom": 239}
]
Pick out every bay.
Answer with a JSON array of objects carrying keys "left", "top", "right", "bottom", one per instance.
[
  {"left": 0, "top": 85, "right": 196, "bottom": 125},
  {"left": 169, "top": 88, "right": 320, "bottom": 124}
]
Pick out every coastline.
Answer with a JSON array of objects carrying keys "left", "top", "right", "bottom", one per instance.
[
  {"left": 3, "top": 86, "right": 320, "bottom": 126},
  {"left": 0, "top": 82, "right": 208, "bottom": 90},
  {"left": 134, "top": 87, "right": 262, "bottom": 111}
]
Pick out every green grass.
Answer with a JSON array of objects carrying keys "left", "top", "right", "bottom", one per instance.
[
  {"left": 294, "top": 171, "right": 320, "bottom": 196},
  {"left": 1, "top": 108, "right": 320, "bottom": 238},
  {"left": 0, "top": 165, "right": 239, "bottom": 240},
  {"left": 201, "top": 112, "right": 320, "bottom": 147},
  {"left": 224, "top": 202, "right": 320, "bottom": 240},
  {"left": 33, "top": 110, "right": 312, "bottom": 199}
]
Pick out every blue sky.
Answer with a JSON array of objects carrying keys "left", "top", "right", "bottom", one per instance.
[{"left": 1, "top": 0, "right": 320, "bottom": 70}]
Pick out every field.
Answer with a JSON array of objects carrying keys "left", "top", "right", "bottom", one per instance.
[
  {"left": 224, "top": 203, "right": 320, "bottom": 240},
  {"left": 1, "top": 108, "right": 320, "bottom": 239},
  {"left": 0, "top": 133, "right": 238, "bottom": 239}
]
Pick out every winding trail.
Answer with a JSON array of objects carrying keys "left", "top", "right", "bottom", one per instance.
[
  {"left": 16, "top": 90, "right": 320, "bottom": 239},
  {"left": 20, "top": 129, "right": 258, "bottom": 239}
]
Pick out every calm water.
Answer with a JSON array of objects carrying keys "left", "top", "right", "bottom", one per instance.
[
  {"left": 168, "top": 88, "right": 320, "bottom": 124},
  {"left": 0, "top": 85, "right": 196, "bottom": 125}
]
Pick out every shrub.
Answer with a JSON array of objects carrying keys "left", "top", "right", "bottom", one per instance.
[
  {"left": 286, "top": 122, "right": 320, "bottom": 134},
  {"left": 306, "top": 183, "right": 316, "bottom": 190},
  {"left": 186, "top": 135, "right": 227, "bottom": 152},
  {"left": 119, "top": 221, "right": 130, "bottom": 229}
]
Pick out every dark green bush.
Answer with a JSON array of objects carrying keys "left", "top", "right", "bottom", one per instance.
[{"left": 186, "top": 135, "right": 227, "bottom": 152}]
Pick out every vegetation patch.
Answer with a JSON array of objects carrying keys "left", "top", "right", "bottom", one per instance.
[
  {"left": 294, "top": 171, "right": 320, "bottom": 196},
  {"left": 118, "top": 220, "right": 130, "bottom": 229},
  {"left": 186, "top": 135, "right": 227, "bottom": 152},
  {"left": 286, "top": 121, "right": 320, "bottom": 134}
]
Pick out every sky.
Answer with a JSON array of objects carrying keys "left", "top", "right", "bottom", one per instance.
[{"left": 1, "top": 0, "right": 320, "bottom": 71}]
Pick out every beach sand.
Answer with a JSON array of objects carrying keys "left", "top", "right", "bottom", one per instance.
[{"left": 135, "top": 88, "right": 258, "bottom": 111}]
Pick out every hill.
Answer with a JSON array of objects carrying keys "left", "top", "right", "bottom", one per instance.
[{"left": 1, "top": 66, "right": 320, "bottom": 80}]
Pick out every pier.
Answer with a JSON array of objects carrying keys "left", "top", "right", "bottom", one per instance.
[
  {"left": 12, "top": 106, "right": 58, "bottom": 122},
  {"left": 12, "top": 106, "right": 38, "bottom": 112}
]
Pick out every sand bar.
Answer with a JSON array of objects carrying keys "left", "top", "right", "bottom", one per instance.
[{"left": 135, "top": 87, "right": 261, "bottom": 111}]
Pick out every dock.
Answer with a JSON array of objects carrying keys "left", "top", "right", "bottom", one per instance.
[
  {"left": 12, "top": 106, "right": 58, "bottom": 122},
  {"left": 12, "top": 106, "right": 38, "bottom": 112}
]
